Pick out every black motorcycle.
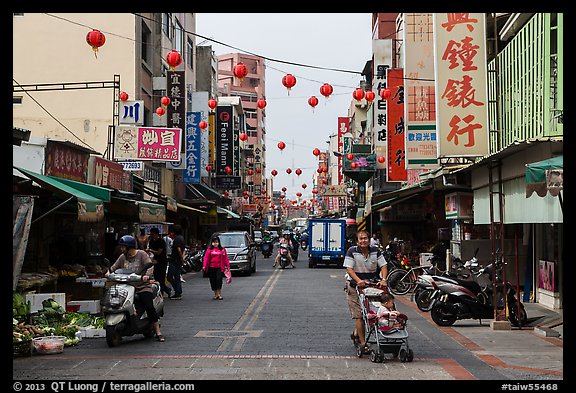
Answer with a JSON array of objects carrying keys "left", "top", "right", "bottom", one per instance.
[
  {"left": 429, "top": 252, "right": 527, "bottom": 327},
  {"left": 182, "top": 247, "right": 203, "bottom": 272},
  {"left": 261, "top": 241, "right": 274, "bottom": 258}
]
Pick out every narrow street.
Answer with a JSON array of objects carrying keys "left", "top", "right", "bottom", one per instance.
[{"left": 13, "top": 248, "right": 563, "bottom": 383}]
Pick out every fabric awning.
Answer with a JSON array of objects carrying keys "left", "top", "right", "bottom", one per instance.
[
  {"left": 217, "top": 206, "right": 240, "bottom": 219},
  {"left": 177, "top": 202, "right": 207, "bottom": 214},
  {"left": 14, "top": 166, "right": 105, "bottom": 222},
  {"left": 525, "top": 155, "right": 563, "bottom": 197},
  {"left": 138, "top": 201, "right": 166, "bottom": 223}
]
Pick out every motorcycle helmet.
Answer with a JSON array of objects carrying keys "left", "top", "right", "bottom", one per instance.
[{"left": 118, "top": 235, "right": 137, "bottom": 249}]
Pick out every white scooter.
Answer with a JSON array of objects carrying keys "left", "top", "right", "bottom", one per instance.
[{"left": 101, "top": 264, "right": 164, "bottom": 347}]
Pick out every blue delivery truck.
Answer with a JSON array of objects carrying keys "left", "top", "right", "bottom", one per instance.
[{"left": 307, "top": 218, "right": 347, "bottom": 268}]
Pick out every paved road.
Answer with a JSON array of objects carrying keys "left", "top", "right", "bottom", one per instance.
[{"left": 13, "top": 247, "right": 564, "bottom": 385}]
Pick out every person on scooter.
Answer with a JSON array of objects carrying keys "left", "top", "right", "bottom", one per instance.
[
  {"left": 107, "top": 234, "right": 165, "bottom": 342},
  {"left": 343, "top": 230, "right": 388, "bottom": 355},
  {"left": 273, "top": 232, "right": 295, "bottom": 268}
]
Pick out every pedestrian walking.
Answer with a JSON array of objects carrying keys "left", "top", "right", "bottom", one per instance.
[
  {"left": 166, "top": 225, "right": 185, "bottom": 300},
  {"left": 343, "top": 230, "right": 388, "bottom": 354},
  {"left": 136, "top": 228, "right": 149, "bottom": 250},
  {"left": 202, "top": 236, "right": 231, "bottom": 300},
  {"left": 147, "top": 227, "right": 171, "bottom": 298}
]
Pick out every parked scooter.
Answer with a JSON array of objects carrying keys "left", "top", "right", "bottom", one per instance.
[
  {"left": 429, "top": 251, "right": 527, "bottom": 327},
  {"left": 101, "top": 264, "right": 164, "bottom": 347},
  {"left": 261, "top": 240, "right": 274, "bottom": 258},
  {"left": 182, "top": 247, "right": 203, "bottom": 272},
  {"left": 413, "top": 249, "right": 480, "bottom": 312}
]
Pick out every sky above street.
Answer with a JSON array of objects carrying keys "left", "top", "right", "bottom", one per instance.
[{"left": 196, "top": 13, "right": 373, "bottom": 198}]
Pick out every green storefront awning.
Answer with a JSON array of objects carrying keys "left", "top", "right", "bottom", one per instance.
[
  {"left": 525, "top": 155, "right": 563, "bottom": 197},
  {"left": 138, "top": 201, "right": 166, "bottom": 223},
  {"left": 14, "top": 166, "right": 106, "bottom": 222}
]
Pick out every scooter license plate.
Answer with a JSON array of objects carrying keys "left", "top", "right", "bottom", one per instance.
[{"left": 322, "top": 255, "right": 331, "bottom": 260}]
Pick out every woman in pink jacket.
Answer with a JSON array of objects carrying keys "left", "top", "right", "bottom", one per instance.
[{"left": 202, "top": 236, "right": 231, "bottom": 300}]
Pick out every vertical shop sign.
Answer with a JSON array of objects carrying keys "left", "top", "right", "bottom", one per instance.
[
  {"left": 372, "top": 39, "right": 393, "bottom": 173},
  {"left": 215, "top": 105, "right": 234, "bottom": 175},
  {"left": 403, "top": 13, "right": 438, "bottom": 169},
  {"left": 337, "top": 117, "right": 349, "bottom": 185},
  {"left": 190, "top": 91, "right": 210, "bottom": 177},
  {"left": 433, "top": 13, "right": 489, "bottom": 157},
  {"left": 166, "top": 71, "right": 186, "bottom": 150},
  {"left": 386, "top": 68, "right": 407, "bottom": 182},
  {"left": 184, "top": 111, "right": 201, "bottom": 184}
]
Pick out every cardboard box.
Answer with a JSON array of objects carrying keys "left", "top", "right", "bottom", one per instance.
[
  {"left": 25, "top": 293, "right": 66, "bottom": 313},
  {"left": 67, "top": 300, "right": 101, "bottom": 314}
]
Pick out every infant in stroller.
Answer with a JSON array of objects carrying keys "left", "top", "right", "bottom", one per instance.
[
  {"left": 372, "top": 292, "right": 407, "bottom": 330},
  {"left": 359, "top": 287, "right": 413, "bottom": 362}
]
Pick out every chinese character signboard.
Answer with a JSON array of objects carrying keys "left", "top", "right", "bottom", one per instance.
[
  {"left": 386, "top": 68, "right": 407, "bottom": 182},
  {"left": 433, "top": 13, "right": 489, "bottom": 158},
  {"left": 114, "top": 125, "right": 181, "bottom": 161},
  {"left": 337, "top": 117, "right": 349, "bottom": 185},
  {"left": 444, "top": 192, "right": 473, "bottom": 219},
  {"left": 403, "top": 13, "right": 439, "bottom": 169},
  {"left": 45, "top": 140, "right": 90, "bottom": 182},
  {"left": 119, "top": 100, "right": 144, "bottom": 125},
  {"left": 190, "top": 91, "right": 210, "bottom": 177},
  {"left": 88, "top": 156, "right": 131, "bottom": 191},
  {"left": 372, "top": 39, "right": 393, "bottom": 172},
  {"left": 215, "top": 105, "right": 234, "bottom": 175},
  {"left": 184, "top": 111, "right": 202, "bottom": 184},
  {"left": 253, "top": 144, "right": 263, "bottom": 191},
  {"left": 167, "top": 71, "right": 186, "bottom": 150}
]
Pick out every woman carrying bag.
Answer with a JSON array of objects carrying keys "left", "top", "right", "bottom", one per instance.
[{"left": 202, "top": 236, "right": 231, "bottom": 300}]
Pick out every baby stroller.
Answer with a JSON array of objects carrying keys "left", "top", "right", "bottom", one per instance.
[{"left": 356, "top": 280, "right": 414, "bottom": 363}]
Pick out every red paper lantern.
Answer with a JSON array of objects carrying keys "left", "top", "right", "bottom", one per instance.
[
  {"left": 233, "top": 62, "right": 248, "bottom": 81},
  {"left": 308, "top": 96, "right": 319, "bottom": 109},
  {"left": 302, "top": 184, "right": 307, "bottom": 189},
  {"left": 208, "top": 98, "right": 218, "bottom": 110},
  {"left": 296, "top": 192, "right": 302, "bottom": 197},
  {"left": 379, "top": 88, "right": 392, "bottom": 100},
  {"left": 346, "top": 153, "right": 354, "bottom": 160},
  {"left": 312, "top": 189, "right": 318, "bottom": 194},
  {"left": 316, "top": 168, "right": 322, "bottom": 174},
  {"left": 161, "top": 96, "right": 171, "bottom": 106},
  {"left": 320, "top": 83, "right": 333, "bottom": 99},
  {"left": 119, "top": 91, "right": 129, "bottom": 101},
  {"left": 199, "top": 120, "right": 208, "bottom": 130},
  {"left": 280, "top": 194, "right": 285, "bottom": 199},
  {"left": 247, "top": 169, "right": 254, "bottom": 176},
  {"left": 278, "top": 141, "right": 286, "bottom": 151},
  {"left": 312, "top": 148, "right": 320, "bottom": 156},
  {"left": 239, "top": 133, "right": 248, "bottom": 141},
  {"left": 295, "top": 168, "right": 302, "bottom": 176},
  {"left": 282, "top": 74, "right": 297, "bottom": 95},
  {"left": 322, "top": 167, "right": 328, "bottom": 173},
  {"left": 223, "top": 191, "right": 229, "bottom": 197},
  {"left": 352, "top": 88, "right": 365, "bottom": 101},
  {"left": 86, "top": 29, "right": 106, "bottom": 57},
  {"left": 377, "top": 156, "right": 385, "bottom": 164},
  {"left": 365, "top": 90, "right": 376, "bottom": 102},
  {"left": 165, "top": 50, "right": 182, "bottom": 70},
  {"left": 282, "top": 187, "right": 287, "bottom": 192},
  {"left": 350, "top": 162, "right": 358, "bottom": 169},
  {"left": 256, "top": 168, "right": 261, "bottom": 173},
  {"left": 257, "top": 98, "right": 267, "bottom": 110},
  {"left": 286, "top": 168, "right": 292, "bottom": 174},
  {"left": 225, "top": 166, "right": 232, "bottom": 174},
  {"left": 155, "top": 106, "right": 165, "bottom": 116},
  {"left": 322, "top": 179, "right": 328, "bottom": 185},
  {"left": 205, "top": 165, "right": 212, "bottom": 172},
  {"left": 271, "top": 170, "right": 278, "bottom": 176}
]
